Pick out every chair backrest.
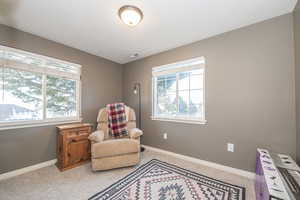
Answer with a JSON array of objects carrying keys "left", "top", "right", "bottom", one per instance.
[{"left": 96, "top": 106, "right": 137, "bottom": 139}]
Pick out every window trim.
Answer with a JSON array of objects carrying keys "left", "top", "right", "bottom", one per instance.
[
  {"left": 151, "top": 116, "right": 207, "bottom": 125},
  {"left": 0, "top": 45, "right": 81, "bottom": 79},
  {"left": 0, "top": 118, "right": 83, "bottom": 131},
  {"left": 0, "top": 45, "right": 82, "bottom": 130},
  {"left": 151, "top": 57, "right": 206, "bottom": 124}
]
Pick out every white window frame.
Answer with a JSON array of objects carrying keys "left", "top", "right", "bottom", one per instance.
[
  {"left": 0, "top": 45, "right": 82, "bottom": 130},
  {"left": 151, "top": 57, "right": 206, "bottom": 125}
]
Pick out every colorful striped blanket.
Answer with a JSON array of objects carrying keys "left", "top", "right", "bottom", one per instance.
[{"left": 106, "top": 103, "right": 128, "bottom": 137}]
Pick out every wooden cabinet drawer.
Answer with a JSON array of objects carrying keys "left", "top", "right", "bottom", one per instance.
[
  {"left": 64, "top": 128, "right": 90, "bottom": 138},
  {"left": 68, "top": 134, "right": 89, "bottom": 143}
]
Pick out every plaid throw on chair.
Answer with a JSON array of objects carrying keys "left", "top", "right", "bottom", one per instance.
[{"left": 107, "top": 103, "right": 128, "bottom": 137}]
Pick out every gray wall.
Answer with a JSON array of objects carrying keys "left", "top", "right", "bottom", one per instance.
[
  {"left": 0, "top": 13, "right": 297, "bottom": 174},
  {"left": 295, "top": 1, "right": 300, "bottom": 164},
  {"left": 0, "top": 24, "right": 123, "bottom": 174},
  {"left": 123, "top": 14, "right": 296, "bottom": 172}
]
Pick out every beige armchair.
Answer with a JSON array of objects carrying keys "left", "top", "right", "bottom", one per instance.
[{"left": 88, "top": 106, "right": 143, "bottom": 171}]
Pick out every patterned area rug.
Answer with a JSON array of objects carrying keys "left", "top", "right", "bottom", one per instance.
[{"left": 89, "top": 159, "right": 245, "bottom": 200}]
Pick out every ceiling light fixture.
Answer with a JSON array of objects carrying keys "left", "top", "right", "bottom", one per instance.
[{"left": 118, "top": 5, "right": 143, "bottom": 27}]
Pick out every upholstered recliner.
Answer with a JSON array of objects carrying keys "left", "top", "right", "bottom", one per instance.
[{"left": 88, "top": 106, "right": 143, "bottom": 171}]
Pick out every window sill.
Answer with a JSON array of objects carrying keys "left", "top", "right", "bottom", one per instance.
[
  {"left": 0, "top": 118, "right": 83, "bottom": 131},
  {"left": 151, "top": 116, "right": 207, "bottom": 125}
]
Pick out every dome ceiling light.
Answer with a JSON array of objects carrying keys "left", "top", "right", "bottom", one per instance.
[{"left": 118, "top": 5, "right": 143, "bottom": 27}]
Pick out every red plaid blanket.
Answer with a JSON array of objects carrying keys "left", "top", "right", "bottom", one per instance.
[{"left": 107, "top": 103, "right": 128, "bottom": 137}]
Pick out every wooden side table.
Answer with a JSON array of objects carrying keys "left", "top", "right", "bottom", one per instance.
[{"left": 56, "top": 123, "right": 93, "bottom": 171}]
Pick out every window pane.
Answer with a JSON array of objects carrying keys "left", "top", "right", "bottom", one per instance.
[
  {"left": 157, "top": 79, "right": 165, "bottom": 95},
  {"left": 158, "top": 74, "right": 176, "bottom": 92},
  {"left": 190, "top": 89, "right": 203, "bottom": 104},
  {"left": 157, "top": 91, "right": 177, "bottom": 116},
  {"left": 153, "top": 60, "right": 205, "bottom": 121},
  {"left": 189, "top": 104, "right": 202, "bottom": 118},
  {"left": 46, "top": 76, "right": 77, "bottom": 118},
  {"left": 164, "top": 74, "right": 176, "bottom": 80},
  {"left": 178, "top": 72, "right": 189, "bottom": 90},
  {"left": 190, "top": 74, "right": 203, "bottom": 89},
  {"left": 178, "top": 91, "right": 189, "bottom": 115},
  {"left": 157, "top": 76, "right": 165, "bottom": 82},
  {"left": 0, "top": 68, "right": 43, "bottom": 122},
  {"left": 166, "top": 77, "right": 176, "bottom": 91}
]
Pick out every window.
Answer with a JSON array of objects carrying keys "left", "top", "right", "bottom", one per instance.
[
  {"left": 0, "top": 45, "right": 82, "bottom": 129},
  {"left": 152, "top": 57, "right": 206, "bottom": 124}
]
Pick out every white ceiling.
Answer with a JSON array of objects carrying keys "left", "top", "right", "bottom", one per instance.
[{"left": 0, "top": 0, "right": 297, "bottom": 64}]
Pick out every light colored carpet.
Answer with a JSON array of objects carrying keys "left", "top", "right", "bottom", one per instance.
[{"left": 0, "top": 148, "right": 255, "bottom": 200}]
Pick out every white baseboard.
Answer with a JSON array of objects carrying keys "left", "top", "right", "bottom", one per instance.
[
  {"left": 0, "top": 146, "right": 255, "bottom": 181},
  {"left": 0, "top": 159, "right": 57, "bottom": 181},
  {"left": 143, "top": 145, "right": 255, "bottom": 179}
]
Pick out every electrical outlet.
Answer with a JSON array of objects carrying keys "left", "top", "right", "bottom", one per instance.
[
  {"left": 163, "top": 133, "right": 168, "bottom": 140},
  {"left": 227, "top": 143, "right": 234, "bottom": 152}
]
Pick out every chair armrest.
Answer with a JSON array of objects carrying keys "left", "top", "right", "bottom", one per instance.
[
  {"left": 88, "top": 130, "right": 105, "bottom": 143},
  {"left": 129, "top": 128, "right": 143, "bottom": 139}
]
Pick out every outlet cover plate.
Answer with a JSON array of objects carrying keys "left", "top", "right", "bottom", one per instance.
[
  {"left": 163, "top": 133, "right": 168, "bottom": 140},
  {"left": 227, "top": 143, "right": 234, "bottom": 152}
]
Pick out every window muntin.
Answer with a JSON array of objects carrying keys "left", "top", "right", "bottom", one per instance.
[
  {"left": 0, "top": 45, "right": 81, "bottom": 128},
  {"left": 152, "top": 58, "right": 205, "bottom": 123}
]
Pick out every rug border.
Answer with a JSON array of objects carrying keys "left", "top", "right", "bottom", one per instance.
[
  {"left": 89, "top": 159, "right": 246, "bottom": 200},
  {"left": 154, "top": 159, "right": 247, "bottom": 190},
  {"left": 146, "top": 159, "right": 245, "bottom": 200},
  {"left": 88, "top": 160, "right": 156, "bottom": 200}
]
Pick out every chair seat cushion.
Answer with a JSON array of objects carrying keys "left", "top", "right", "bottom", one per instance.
[{"left": 91, "top": 138, "right": 139, "bottom": 158}]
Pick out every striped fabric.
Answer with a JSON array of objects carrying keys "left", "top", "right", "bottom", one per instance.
[{"left": 106, "top": 103, "right": 128, "bottom": 137}]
